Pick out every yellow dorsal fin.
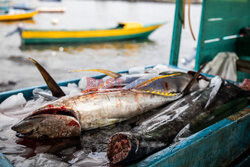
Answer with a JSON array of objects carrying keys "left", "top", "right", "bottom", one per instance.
[{"left": 72, "top": 69, "right": 122, "bottom": 79}]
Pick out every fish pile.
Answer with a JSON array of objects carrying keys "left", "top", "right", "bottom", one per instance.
[{"left": 1, "top": 58, "right": 249, "bottom": 166}]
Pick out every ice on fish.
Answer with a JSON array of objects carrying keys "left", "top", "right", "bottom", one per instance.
[
  {"left": 0, "top": 113, "right": 17, "bottom": 142},
  {"left": 15, "top": 153, "right": 68, "bottom": 167},
  {"left": 60, "top": 83, "right": 81, "bottom": 95},
  {"left": 198, "top": 79, "right": 210, "bottom": 89},
  {"left": 0, "top": 93, "right": 26, "bottom": 111},
  {"left": 68, "top": 150, "right": 86, "bottom": 164},
  {"left": 5, "top": 155, "right": 26, "bottom": 167},
  {"left": 70, "top": 152, "right": 107, "bottom": 167},
  {"left": 0, "top": 113, "right": 17, "bottom": 125},
  {"left": 24, "top": 97, "right": 47, "bottom": 113},
  {"left": 33, "top": 88, "right": 50, "bottom": 97},
  {"left": 78, "top": 77, "right": 89, "bottom": 90},
  {"left": 19, "top": 89, "right": 53, "bottom": 116},
  {"left": 33, "top": 88, "right": 56, "bottom": 101}
]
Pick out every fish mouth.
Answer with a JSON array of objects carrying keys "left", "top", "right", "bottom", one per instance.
[
  {"left": 16, "top": 130, "right": 34, "bottom": 138},
  {"left": 28, "top": 108, "right": 79, "bottom": 120},
  {"left": 12, "top": 108, "right": 81, "bottom": 138}
]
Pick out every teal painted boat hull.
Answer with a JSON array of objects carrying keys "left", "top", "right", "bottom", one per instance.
[
  {"left": 0, "top": 153, "right": 13, "bottom": 167},
  {"left": 131, "top": 111, "right": 250, "bottom": 167}
]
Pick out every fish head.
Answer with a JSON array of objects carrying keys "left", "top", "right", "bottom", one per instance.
[{"left": 12, "top": 106, "right": 81, "bottom": 139}]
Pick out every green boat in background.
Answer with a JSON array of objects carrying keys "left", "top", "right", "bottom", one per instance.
[{"left": 21, "top": 22, "right": 164, "bottom": 44}]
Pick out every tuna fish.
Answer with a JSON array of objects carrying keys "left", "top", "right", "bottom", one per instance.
[{"left": 11, "top": 58, "right": 204, "bottom": 139}]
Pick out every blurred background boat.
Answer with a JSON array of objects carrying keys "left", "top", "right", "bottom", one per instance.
[
  {"left": 21, "top": 22, "right": 164, "bottom": 44},
  {"left": 0, "top": 0, "right": 38, "bottom": 21},
  {"left": 0, "top": 9, "right": 37, "bottom": 21}
]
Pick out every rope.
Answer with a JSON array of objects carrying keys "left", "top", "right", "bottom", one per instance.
[
  {"left": 183, "top": 0, "right": 186, "bottom": 28},
  {"left": 188, "top": 0, "right": 196, "bottom": 40}
]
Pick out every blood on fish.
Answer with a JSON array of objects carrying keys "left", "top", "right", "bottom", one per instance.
[
  {"left": 164, "top": 82, "right": 168, "bottom": 90},
  {"left": 81, "top": 88, "right": 98, "bottom": 94},
  {"left": 47, "top": 105, "right": 54, "bottom": 108},
  {"left": 60, "top": 106, "right": 66, "bottom": 110},
  {"left": 67, "top": 120, "right": 80, "bottom": 127}
]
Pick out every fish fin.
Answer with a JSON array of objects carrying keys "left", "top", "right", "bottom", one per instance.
[
  {"left": 29, "top": 57, "right": 66, "bottom": 97},
  {"left": 204, "top": 76, "right": 224, "bottom": 110},
  {"left": 173, "top": 124, "right": 191, "bottom": 143},
  {"left": 134, "top": 73, "right": 182, "bottom": 90},
  {"left": 158, "top": 71, "right": 183, "bottom": 75},
  {"left": 72, "top": 69, "right": 121, "bottom": 79},
  {"left": 187, "top": 71, "right": 209, "bottom": 81},
  {"left": 182, "top": 63, "right": 207, "bottom": 95}
]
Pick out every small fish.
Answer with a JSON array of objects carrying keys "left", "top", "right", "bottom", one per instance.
[{"left": 12, "top": 58, "right": 204, "bottom": 138}]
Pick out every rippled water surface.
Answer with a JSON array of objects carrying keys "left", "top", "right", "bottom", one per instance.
[{"left": 0, "top": 0, "right": 201, "bottom": 92}]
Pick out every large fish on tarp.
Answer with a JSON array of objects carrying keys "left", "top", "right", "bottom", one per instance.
[
  {"left": 11, "top": 58, "right": 204, "bottom": 139},
  {"left": 106, "top": 76, "right": 250, "bottom": 165}
]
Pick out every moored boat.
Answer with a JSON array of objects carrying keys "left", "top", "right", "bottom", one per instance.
[
  {"left": 20, "top": 22, "right": 164, "bottom": 44},
  {"left": 0, "top": 10, "right": 38, "bottom": 21}
]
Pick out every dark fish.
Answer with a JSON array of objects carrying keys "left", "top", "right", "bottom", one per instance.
[{"left": 107, "top": 76, "right": 250, "bottom": 165}]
